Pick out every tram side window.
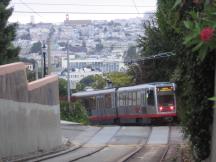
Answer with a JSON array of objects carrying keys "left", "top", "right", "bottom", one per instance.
[
  {"left": 137, "top": 91, "right": 141, "bottom": 105},
  {"left": 100, "top": 96, "right": 105, "bottom": 108},
  {"left": 112, "top": 94, "right": 115, "bottom": 108},
  {"left": 132, "top": 92, "right": 137, "bottom": 106},
  {"left": 89, "top": 97, "right": 96, "bottom": 110},
  {"left": 119, "top": 93, "right": 124, "bottom": 106},
  {"left": 122, "top": 93, "right": 127, "bottom": 106},
  {"left": 105, "top": 94, "right": 112, "bottom": 108},
  {"left": 147, "top": 90, "right": 155, "bottom": 106},
  {"left": 128, "top": 92, "right": 133, "bottom": 106}
]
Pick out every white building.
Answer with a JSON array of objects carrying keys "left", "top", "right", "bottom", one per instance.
[
  {"left": 24, "top": 62, "right": 34, "bottom": 71},
  {"left": 29, "top": 27, "right": 49, "bottom": 41},
  {"left": 61, "top": 58, "right": 124, "bottom": 73},
  {"left": 60, "top": 68, "right": 102, "bottom": 89}
]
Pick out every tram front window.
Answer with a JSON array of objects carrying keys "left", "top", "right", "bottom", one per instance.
[{"left": 158, "top": 95, "right": 174, "bottom": 106}]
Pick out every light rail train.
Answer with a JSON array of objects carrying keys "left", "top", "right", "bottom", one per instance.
[{"left": 72, "top": 82, "right": 176, "bottom": 124}]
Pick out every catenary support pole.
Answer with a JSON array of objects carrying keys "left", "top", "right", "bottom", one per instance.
[
  {"left": 47, "top": 38, "right": 51, "bottom": 74},
  {"left": 35, "top": 61, "right": 38, "bottom": 80},
  {"left": 67, "top": 41, "right": 70, "bottom": 103},
  {"left": 43, "top": 51, "right": 46, "bottom": 77}
]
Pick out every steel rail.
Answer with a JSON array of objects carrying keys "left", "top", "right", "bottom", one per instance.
[{"left": 117, "top": 126, "right": 153, "bottom": 162}]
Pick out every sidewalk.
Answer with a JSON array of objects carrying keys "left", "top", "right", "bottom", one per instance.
[{"left": 61, "top": 120, "right": 81, "bottom": 125}]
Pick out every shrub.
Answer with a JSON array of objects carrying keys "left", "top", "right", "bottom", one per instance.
[{"left": 60, "top": 100, "right": 89, "bottom": 124}]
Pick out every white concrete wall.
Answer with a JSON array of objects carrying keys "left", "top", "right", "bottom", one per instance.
[
  {"left": 0, "top": 99, "right": 61, "bottom": 157},
  {"left": 0, "top": 62, "right": 62, "bottom": 159}
]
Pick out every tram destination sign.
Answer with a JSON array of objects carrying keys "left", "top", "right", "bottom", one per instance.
[{"left": 158, "top": 87, "right": 173, "bottom": 92}]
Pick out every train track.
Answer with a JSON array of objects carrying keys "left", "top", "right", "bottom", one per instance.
[
  {"left": 29, "top": 126, "right": 183, "bottom": 162},
  {"left": 118, "top": 126, "right": 171, "bottom": 162},
  {"left": 159, "top": 127, "right": 171, "bottom": 162}
]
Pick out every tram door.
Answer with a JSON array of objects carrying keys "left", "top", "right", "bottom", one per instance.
[
  {"left": 141, "top": 90, "right": 147, "bottom": 114},
  {"left": 96, "top": 95, "right": 104, "bottom": 117},
  {"left": 146, "top": 88, "right": 156, "bottom": 114},
  {"left": 96, "top": 96, "right": 100, "bottom": 117}
]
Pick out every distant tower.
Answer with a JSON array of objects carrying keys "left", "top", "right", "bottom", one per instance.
[
  {"left": 64, "top": 14, "right": 70, "bottom": 25},
  {"left": 66, "top": 14, "right": 69, "bottom": 22},
  {"left": 30, "top": 15, "right": 35, "bottom": 24}
]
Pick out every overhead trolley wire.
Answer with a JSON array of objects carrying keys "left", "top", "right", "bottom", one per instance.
[
  {"left": 17, "top": 0, "right": 43, "bottom": 18},
  {"left": 131, "top": 0, "right": 140, "bottom": 14},
  {"left": 124, "top": 52, "right": 176, "bottom": 64},
  {"left": 14, "top": 11, "right": 155, "bottom": 14},
  {"left": 12, "top": 2, "right": 156, "bottom": 8}
]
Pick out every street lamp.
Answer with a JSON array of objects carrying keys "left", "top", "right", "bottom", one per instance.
[{"left": 42, "top": 42, "right": 46, "bottom": 77}]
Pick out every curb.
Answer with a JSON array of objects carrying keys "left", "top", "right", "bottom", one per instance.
[{"left": 11, "top": 145, "right": 81, "bottom": 162}]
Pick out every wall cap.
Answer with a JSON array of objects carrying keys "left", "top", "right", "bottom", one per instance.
[
  {"left": 0, "top": 62, "right": 25, "bottom": 75},
  {"left": 28, "top": 75, "right": 58, "bottom": 91}
]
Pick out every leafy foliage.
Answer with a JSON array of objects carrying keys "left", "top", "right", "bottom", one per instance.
[
  {"left": 137, "top": 0, "right": 215, "bottom": 160},
  {"left": 60, "top": 100, "right": 89, "bottom": 124},
  {"left": 0, "top": 0, "right": 20, "bottom": 65},
  {"left": 76, "top": 72, "right": 134, "bottom": 91},
  {"left": 174, "top": 50, "right": 215, "bottom": 160},
  {"left": 92, "top": 74, "right": 106, "bottom": 89},
  {"left": 105, "top": 72, "right": 133, "bottom": 87},
  {"left": 76, "top": 74, "right": 106, "bottom": 90},
  {"left": 59, "top": 78, "right": 67, "bottom": 97},
  {"left": 30, "top": 41, "right": 42, "bottom": 53},
  {"left": 137, "top": 0, "right": 179, "bottom": 83},
  {"left": 26, "top": 69, "right": 42, "bottom": 82},
  {"left": 124, "top": 46, "right": 139, "bottom": 62},
  {"left": 183, "top": 2, "right": 216, "bottom": 61},
  {"left": 59, "top": 79, "right": 89, "bottom": 124}
]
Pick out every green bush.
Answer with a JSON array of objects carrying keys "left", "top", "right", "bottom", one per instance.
[
  {"left": 137, "top": 0, "right": 215, "bottom": 160},
  {"left": 60, "top": 100, "right": 89, "bottom": 124}
]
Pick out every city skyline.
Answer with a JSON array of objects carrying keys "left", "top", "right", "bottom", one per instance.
[{"left": 9, "top": 0, "right": 156, "bottom": 24}]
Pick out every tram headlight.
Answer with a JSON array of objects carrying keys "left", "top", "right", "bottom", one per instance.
[
  {"left": 159, "top": 106, "right": 163, "bottom": 111},
  {"left": 170, "top": 106, "right": 174, "bottom": 110}
]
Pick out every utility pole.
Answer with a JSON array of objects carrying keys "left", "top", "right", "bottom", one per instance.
[
  {"left": 41, "top": 45, "right": 44, "bottom": 77},
  {"left": 47, "top": 38, "right": 51, "bottom": 74},
  {"left": 67, "top": 41, "right": 71, "bottom": 103},
  {"left": 42, "top": 41, "right": 46, "bottom": 77},
  {"left": 35, "top": 61, "right": 38, "bottom": 80}
]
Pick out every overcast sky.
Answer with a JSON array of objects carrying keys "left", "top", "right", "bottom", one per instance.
[{"left": 9, "top": 0, "right": 157, "bottom": 24}]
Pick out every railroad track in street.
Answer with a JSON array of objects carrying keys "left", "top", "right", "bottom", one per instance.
[
  {"left": 29, "top": 125, "right": 184, "bottom": 162},
  {"left": 122, "top": 126, "right": 182, "bottom": 162}
]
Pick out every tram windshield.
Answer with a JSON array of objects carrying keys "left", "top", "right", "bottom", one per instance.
[{"left": 158, "top": 95, "right": 174, "bottom": 106}]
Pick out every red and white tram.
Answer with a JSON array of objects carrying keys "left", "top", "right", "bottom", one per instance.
[{"left": 72, "top": 82, "right": 176, "bottom": 124}]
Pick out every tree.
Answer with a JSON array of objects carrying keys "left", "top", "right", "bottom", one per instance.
[
  {"left": 137, "top": 0, "right": 179, "bottom": 83},
  {"left": 137, "top": 0, "right": 215, "bottom": 160},
  {"left": 124, "top": 46, "right": 139, "bottom": 62},
  {"left": 0, "top": 0, "right": 20, "bottom": 65},
  {"left": 60, "top": 100, "right": 89, "bottom": 124},
  {"left": 92, "top": 75, "right": 106, "bottom": 89},
  {"left": 59, "top": 78, "right": 67, "bottom": 97},
  {"left": 30, "top": 41, "right": 42, "bottom": 53},
  {"left": 77, "top": 75, "right": 106, "bottom": 90},
  {"left": 79, "top": 75, "right": 95, "bottom": 86},
  {"left": 106, "top": 72, "right": 134, "bottom": 87},
  {"left": 76, "top": 72, "right": 134, "bottom": 91}
]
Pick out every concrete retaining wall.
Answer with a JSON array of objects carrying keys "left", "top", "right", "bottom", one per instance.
[{"left": 0, "top": 62, "right": 62, "bottom": 158}]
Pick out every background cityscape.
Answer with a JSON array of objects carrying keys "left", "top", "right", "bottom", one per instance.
[{"left": 15, "top": 14, "right": 153, "bottom": 89}]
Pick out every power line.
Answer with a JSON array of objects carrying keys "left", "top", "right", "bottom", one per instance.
[
  {"left": 18, "top": 0, "right": 43, "bottom": 18},
  {"left": 124, "top": 52, "right": 176, "bottom": 64},
  {"left": 132, "top": 0, "right": 140, "bottom": 14},
  {"left": 12, "top": 2, "right": 155, "bottom": 8},
  {"left": 14, "top": 11, "right": 155, "bottom": 14}
]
